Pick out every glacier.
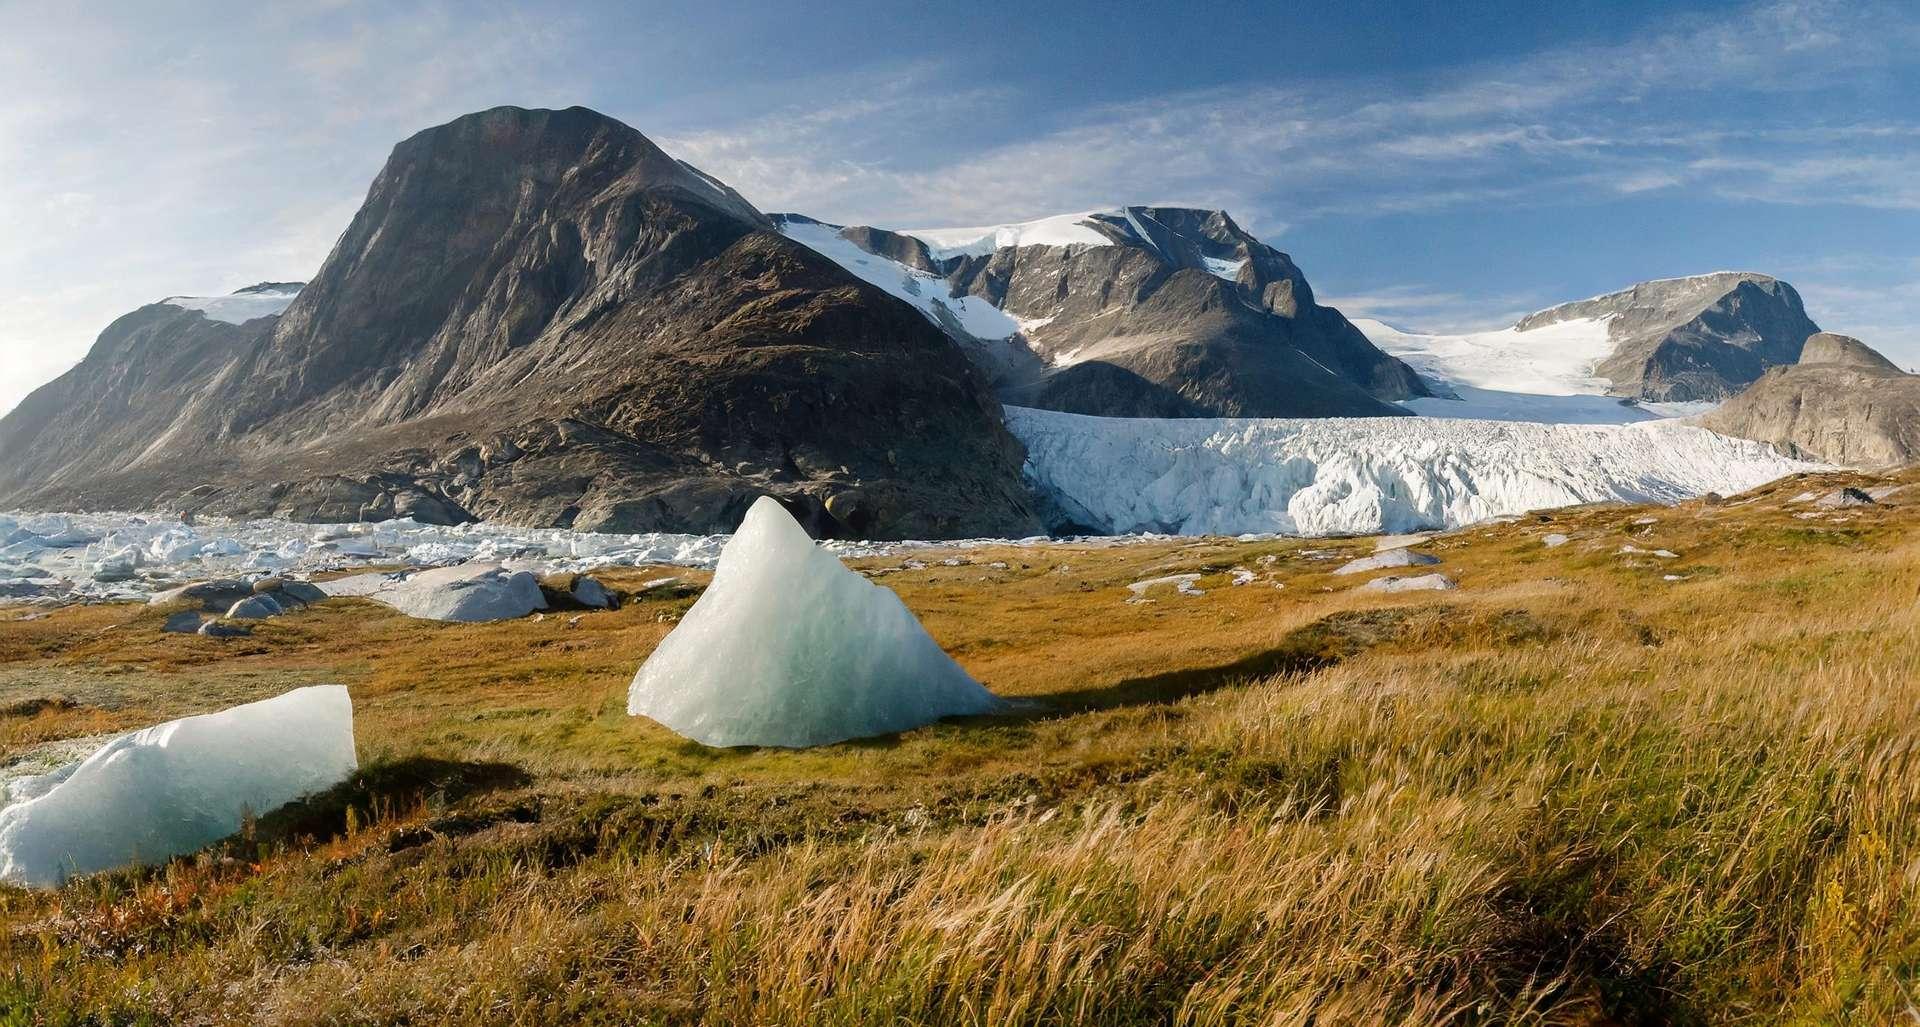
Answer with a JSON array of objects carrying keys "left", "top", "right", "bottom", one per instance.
[
  {"left": 0, "top": 685, "right": 357, "bottom": 888},
  {"left": 1352, "top": 317, "right": 1713, "bottom": 424},
  {"left": 628, "top": 497, "right": 1003, "bottom": 748},
  {"left": 1004, "top": 406, "right": 1823, "bottom": 537}
]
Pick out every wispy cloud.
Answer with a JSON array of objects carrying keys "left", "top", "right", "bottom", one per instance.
[{"left": 655, "top": 0, "right": 1920, "bottom": 263}]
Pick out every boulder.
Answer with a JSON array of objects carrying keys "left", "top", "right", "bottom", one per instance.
[
  {"left": 162, "top": 611, "right": 203, "bottom": 634},
  {"left": 198, "top": 620, "right": 252, "bottom": 638},
  {"left": 1816, "top": 487, "right": 1875, "bottom": 509},
  {"left": 359, "top": 564, "right": 547, "bottom": 622},
  {"left": 1359, "top": 573, "right": 1456, "bottom": 593},
  {"left": 570, "top": 575, "right": 613, "bottom": 610},
  {"left": 267, "top": 580, "right": 328, "bottom": 607},
  {"left": 536, "top": 572, "right": 617, "bottom": 611},
  {"left": 149, "top": 579, "right": 256, "bottom": 612},
  {"left": 1334, "top": 549, "right": 1441, "bottom": 576},
  {"left": 224, "top": 595, "right": 284, "bottom": 620}
]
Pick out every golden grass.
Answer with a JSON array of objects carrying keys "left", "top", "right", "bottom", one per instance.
[{"left": 3, "top": 469, "right": 1920, "bottom": 1023}]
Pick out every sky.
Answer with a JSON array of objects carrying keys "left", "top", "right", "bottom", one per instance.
[{"left": 3, "top": 0, "right": 1919, "bottom": 415}]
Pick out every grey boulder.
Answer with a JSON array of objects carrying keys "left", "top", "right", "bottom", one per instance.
[
  {"left": 149, "top": 579, "right": 256, "bottom": 612},
  {"left": 1359, "top": 573, "right": 1456, "bottom": 593},
  {"left": 1334, "top": 549, "right": 1441, "bottom": 576},
  {"left": 341, "top": 563, "right": 548, "bottom": 623},
  {"left": 225, "top": 594, "right": 285, "bottom": 620}
]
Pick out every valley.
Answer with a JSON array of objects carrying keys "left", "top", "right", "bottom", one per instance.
[{"left": 1, "top": 468, "right": 1915, "bottom": 1021}]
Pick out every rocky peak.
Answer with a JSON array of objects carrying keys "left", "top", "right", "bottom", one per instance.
[
  {"left": 1513, "top": 272, "right": 1820, "bottom": 402},
  {"left": 1515, "top": 272, "right": 1798, "bottom": 332},
  {"left": 1798, "top": 331, "right": 1902, "bottom": 372},
  {"left": 238, "top": 105, "right": 773, "bottom": 437},
  {"left": 0, "top": 106, "right": 1040, "bottom": 539},
  {"left": 775, "top": 206, "right": 1425, "bottom": 418}
]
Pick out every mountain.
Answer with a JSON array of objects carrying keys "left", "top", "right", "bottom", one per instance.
[
  {"left": 775, "top": 208, "right": 1426, "bottom": 418},
  {"left": 1354, "top": 272, "right": 1823, "bottom": 422},
  {"left": 1698, "top": 333, "right": 1920, "bottom": 467},
  {"left": 0, "top": 106, "right": 1040, "bottom": 539},
  {"left": 1511, "top": 272, "right": 1819, "bottom": 402}
]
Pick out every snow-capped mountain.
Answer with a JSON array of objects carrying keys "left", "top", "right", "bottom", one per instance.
[
  {"left": 775, "top": 207, "right": 1427, "bottom": 419},
  {"left": 0, "top": 108, "right": 1837, "bottom": 542},
  {"left": 1353, "top": 272, "right": 1822, "bottom": 423}
]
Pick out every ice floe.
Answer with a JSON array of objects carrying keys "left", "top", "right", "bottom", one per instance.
[
  {"left": 628, "top": 497, "right": 1001, "bottom": 747},
  {"left": 0, "top": 686, "right": 356, "bottom": 888}
]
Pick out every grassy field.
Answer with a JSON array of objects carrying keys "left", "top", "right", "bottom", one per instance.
[{"left": 3, "top": 470, "right": 1919, "bottom": 1024}]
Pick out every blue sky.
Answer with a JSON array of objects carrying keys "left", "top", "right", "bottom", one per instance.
[{"left": 3, "top": 0, "right": 1919, "bottom": 415}]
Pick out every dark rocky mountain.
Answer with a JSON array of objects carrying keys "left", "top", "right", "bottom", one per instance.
[
  {"left": 1699, "top": 333, "right": 1920, "bottom": 467},
  {"left": 775, "top": 207, "right": 1426, "bottom": 418},
  {"left": 1513, "top": 272, "right": 1820, "bottom": 402},
  {"left": 0, "top": 106, "right": 1040, "bottom": 539}
]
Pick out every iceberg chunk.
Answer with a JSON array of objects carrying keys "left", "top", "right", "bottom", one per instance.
[
  {"left": 0, "top": 685, "right": 356, "bottom": 888},
  {"left": 628, "top": 497, "right": 1001, "bottom": 747}
]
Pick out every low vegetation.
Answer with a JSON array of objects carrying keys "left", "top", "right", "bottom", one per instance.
[{"left": 2, "top": 470, "right": 1918, "bottom": 1024}]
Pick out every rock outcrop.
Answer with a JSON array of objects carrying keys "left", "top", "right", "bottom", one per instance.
[
  {"left": 1798, "top": 331, "right": 1904, "bottom": 372},
  {"left": 1514, "top": 272, "right": 1820, "bottom": 402},
  {"left": 1698, "top": 334, "right": 1920, "bottom": 467},
  {"left": 0, "top": 106, "right": 1040, "bottom": 540},
  {"left": 777, "top": 208, "right": 1426, "bottom": 418}
]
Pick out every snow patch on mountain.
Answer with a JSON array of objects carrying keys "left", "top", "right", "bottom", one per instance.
[
  {"left": 899, "top": 211, "right": 1115, "bottom": 259},
  {"left": 160, "top": 285, "right": 301, "bottom": 325},
  {"left": 779, "top": 219, "right": 1022, "bottom": 339},
  {"left": 1350, "top": 316, "right": 1689, "bottom": 424},
  {"left": 1005, "top": 405, "right": 1821, "bottom": 536},
  {"left": 1353, "top": 316, "right": 1618, "bottom": 397},
  {"left": 1202, "top": 256, "right": 1247, "bottom": 281}
]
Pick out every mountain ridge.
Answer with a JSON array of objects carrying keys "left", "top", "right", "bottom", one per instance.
[
  {"left": 776, "top": 206, "right": 1428, "bottom": 419},
  {"left": 0, "top": 105, "right": 1041, "bottom": 540}
]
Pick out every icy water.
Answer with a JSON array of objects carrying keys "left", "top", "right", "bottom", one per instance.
[{"left": 0, "top": 510, "right": 1080, "bottom": 606}]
